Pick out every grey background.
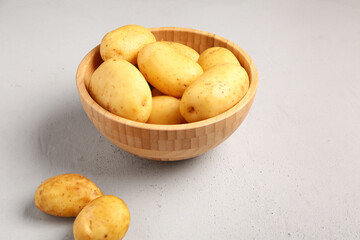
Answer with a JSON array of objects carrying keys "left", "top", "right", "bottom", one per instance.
[{"left": 1, "top": 0, "right": 360, "bottom": 239}]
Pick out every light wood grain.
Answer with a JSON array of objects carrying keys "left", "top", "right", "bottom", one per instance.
[{"left": 76, "top": 27, "right": 258, "bottom": 161}]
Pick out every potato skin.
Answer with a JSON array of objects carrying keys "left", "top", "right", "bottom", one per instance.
[
  {"left": 73, "top": 195, "right": 130, "bottom": 240},
  {"left": 88, "top": 58, "right": 152, "bottom": 122},
  {"left": 100, "top": 24, "right": 156, "bottom": 65},
  {"left": 138, "top": 41, "right": 203, "bottom": 98},
  {"left": 162, "top": 41, "right": 200, "bottom": 62},
  {"left": 180, "top": 64, "right": 249, "bottom": 122},
  {"left": 34, "top": 174, "right": 103, "bottom": 217},
  {"left": 198, "top": 47, "right": 241, "bottom": 71},
  {"left": 147, "top": 96, "right": 186, "bottom": 124}
]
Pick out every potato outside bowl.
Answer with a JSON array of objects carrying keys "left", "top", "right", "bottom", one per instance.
[{"left": 76, "top": 27, "right": 258, "bottom": 161}]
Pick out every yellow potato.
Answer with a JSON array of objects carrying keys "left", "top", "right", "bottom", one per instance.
[
  {"left": 138, "top": 41, "right": 203, "bottom": 98},
  {"left": 88, "top": 58, "right": 152, "bottom": 122},
  {"left": 147, "top": 96, "right": 186, "bottom": 124},
  {"left": 151, "top": 87, "right": 164, "bottom": 97},
  {"left": 198, "top": 47, "right": 241, "bottom": 71},
  {"left": 180, "top": 64, "right": 249, "bottom": 122},
  {"left": 73, "top": 195, "right": 130, "bottom": 240},
  {"left": 34, "top": 174, "right": 103, "bottom": 217},
  {"left": 100, "top": 24, "right": 156, "bottom": 65},
  {"left": 162, "top": 41, "right": 199, "bottom": 61}
]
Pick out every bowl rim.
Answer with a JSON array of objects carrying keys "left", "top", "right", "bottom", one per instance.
[{"left": 76, "top": 26, "right": 258, "bottom": 131}]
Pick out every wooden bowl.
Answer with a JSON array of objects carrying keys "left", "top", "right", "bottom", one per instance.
[{"left": 76, "top": 27, "right": 258, "bottom": 161}]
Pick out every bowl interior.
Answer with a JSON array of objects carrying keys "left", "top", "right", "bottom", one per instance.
[{"left": 78, "top": 27, "right": 258, "bottom": 131}]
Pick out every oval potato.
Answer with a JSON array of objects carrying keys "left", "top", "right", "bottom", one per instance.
[
  {"left": 198, "top": 47, "right": 240, "bottom": 71},
  {"left": 180, "top": 64, "right": 249, "bottom": 122},
  {"left": 100, "top": 24, "right": 156, "bottom": 65},
  {"left": 73, "top": 195, "right": 130, "bottom": 240},
  {"left": 147, "top": 96, "right": 186, "bottom": 124},
  {"left": 162, "top": 41, "right": 200, "bottom": 62},
  {"left": 138, "top": 41, "right": 203, "bottom": 98},
  {"left": 34, "top": 174, "right": 103, "bottom": 217},
  {"left": 88, "top": 58, "right": 152, "bottom": 122}
]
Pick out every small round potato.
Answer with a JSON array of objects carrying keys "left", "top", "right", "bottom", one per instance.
[
  {"left": 198, "top": 47, "right": 241, "bottom": 71},
  {"left": 162, "top": 41, "right": 200, "bottom": 62},
  {"left": 138, "top": 41, "right": 203, "bottom": 98},
  {"left": 88, "top": 58, "right": 152, "bottom": 122},
  {"left": 34, "top": 174, "right": 103, "bottom": 217},
  {"left": 147, "top": 96, "right": 186, "bottom": 124},
  {"left": 100, "top": 24, "right": 156, "bottom": 65},
  {"left": 73, "top": 195, "right": 130, "bottom": 240},
  {"left": 180, "top": 64, "right": 249, "bottom": 122}
]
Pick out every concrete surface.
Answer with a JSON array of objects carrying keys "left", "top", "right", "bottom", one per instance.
[{"left": 0, "top": 0, "right": 359, "bottom": 239}]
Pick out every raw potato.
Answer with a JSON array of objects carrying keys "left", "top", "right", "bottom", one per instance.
[
  {"left": 162, "top": 41, "right": 200, "bottom": 61},
  {"left": 138, "top": 41, "right": 203, "bottom": 98},
  {"left": 147, "top": 96, "right": 186, "bottom": 124},
  {"left": 198, "top": 47, "right": 241, "bottom": 71},
  {"left": 88, "top": 58, "right": 152, "bottom": 122},
  {"left": 73, "top": 195, "right": 130, "bottom": 240},
  {"left": 100, "top": 24, "right": 156, "bottom": 65},
  {"left": 180, "top": 64, "right": 249, "bottom": 122},
  {"left": 34, "top": 174, "right": 103, "bottom": 217}
]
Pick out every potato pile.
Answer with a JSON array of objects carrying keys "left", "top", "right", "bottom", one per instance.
[
  {"left": 35, "top": 174, "right": 130, "bottom": 240},
  {"left": 88, "top": 24, "right": 249, "bottom": 124}
]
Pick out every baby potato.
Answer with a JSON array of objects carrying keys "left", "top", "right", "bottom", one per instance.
[
  {"left": 34, "top": 174, "right": 103, "bottom": 217},
  {"left": 162, "top": 41, "right": 200, "bottom": 62},
  {"left": 100, "top": 24, "right": 156, "bottom": 65},
  {"left": 180, "top": 64, "right": 249, "bottom": 122},
  {"left": 138, "top": 41, "right": 203, "bottom": 98},
  {"left": 198, "top": 47, "right": 241, "bottom": 71},
  {"left": 88, "top": 58, "right": 152, "bottom": 122},
  {"left": 73, "top": 195, "right": 130, "bottom": 240},
  {"left": 147, "top": 96, "right": 186, "bottom": 124}
]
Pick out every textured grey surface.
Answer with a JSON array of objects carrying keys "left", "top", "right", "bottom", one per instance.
[{"left": 1, "top": 0, "right": 360, "bottom": 239}]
